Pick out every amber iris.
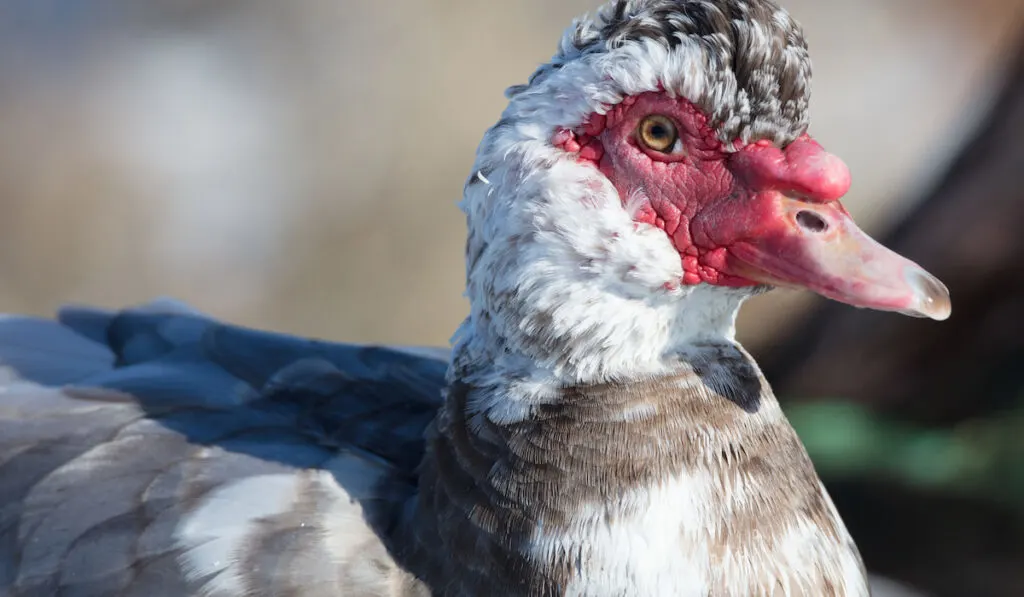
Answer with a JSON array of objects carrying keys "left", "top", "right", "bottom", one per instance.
[{"left": 637, "top": 114, "right": 678, "bottom": 153}]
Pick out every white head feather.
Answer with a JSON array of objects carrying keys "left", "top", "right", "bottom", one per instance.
[{"left": 451, "top": 0, "right": 811, "bottom": 400}]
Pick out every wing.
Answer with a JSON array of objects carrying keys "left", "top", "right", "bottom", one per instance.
[{"left": 0, "top": 299, "right": 446, "bottom": 596}]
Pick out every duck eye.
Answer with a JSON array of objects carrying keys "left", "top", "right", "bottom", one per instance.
[{"left": 637, "top": 115, "right": 679, "bottom": 153}]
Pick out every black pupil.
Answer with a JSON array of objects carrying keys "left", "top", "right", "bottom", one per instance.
[{"left": 650, "top": 124, "right": 667, "bottom": 138}]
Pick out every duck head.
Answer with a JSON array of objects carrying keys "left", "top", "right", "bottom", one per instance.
[{"left": 455, "top": 0, "right": 950, "bottom": 385}]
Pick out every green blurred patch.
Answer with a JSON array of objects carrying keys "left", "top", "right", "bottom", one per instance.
[{"left": 786, "top": 399, "right": 1024, "bottom": 510}]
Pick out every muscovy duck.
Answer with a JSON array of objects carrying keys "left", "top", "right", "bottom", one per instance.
[{"left": 0, "top": 0, "right": 950, "bottom": 595}]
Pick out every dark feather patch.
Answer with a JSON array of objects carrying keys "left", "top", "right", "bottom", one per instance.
[{"left": 524, "top": 0, "right": 812, "bottom": 145}]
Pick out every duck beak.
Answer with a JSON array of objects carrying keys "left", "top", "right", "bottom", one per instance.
[
  {"left": 691, "top": 134, "right": 950, "bottom": 320},
  {"left": 698, "top": 193, "right": 951, "bottom": 320}
]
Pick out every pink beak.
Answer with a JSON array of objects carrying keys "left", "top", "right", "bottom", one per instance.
[{"left": 692, "top": 136, "right": 951, "bottom": 320}]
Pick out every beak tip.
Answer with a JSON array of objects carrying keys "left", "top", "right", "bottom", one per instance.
[
  {"left": 906, "top": 268, "right": 951, "bottom": 321},
  {"left": 929, "top": 299, "right": 952, "bottom": 321},
  {"left": 921, "top": 299, "right": 952, "bottom": 321}
]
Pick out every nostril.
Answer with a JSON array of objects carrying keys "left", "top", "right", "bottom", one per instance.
[{"left": 796, "top": 210, "right": 829, "bottom": 233}]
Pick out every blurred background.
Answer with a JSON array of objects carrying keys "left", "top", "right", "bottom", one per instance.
[{"left": 0, "top": 0, "right": 1021, "bottom": 595}]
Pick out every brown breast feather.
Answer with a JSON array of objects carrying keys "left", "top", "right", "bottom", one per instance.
[{"left": 402, "top": 344, "right": 864, "bottom": 596}]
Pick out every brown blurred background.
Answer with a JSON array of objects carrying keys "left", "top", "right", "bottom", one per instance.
[
  {"left": 0, "top": 0, "right": 1019, "bottom": 347},
  {"left": 1, "top": 1, "right": 1024, "bottom": 596}
]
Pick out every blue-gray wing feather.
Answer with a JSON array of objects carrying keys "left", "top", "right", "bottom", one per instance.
[{"left": 0, "top": 301, "right": 446, "bottom": 596}]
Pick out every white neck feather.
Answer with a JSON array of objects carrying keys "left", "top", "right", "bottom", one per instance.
[
  {"left": 448, "top": 30, "right": 773, "bottom": 418},
  {"left": 452, "top": 132, "right": 752, "bottom": 404}
]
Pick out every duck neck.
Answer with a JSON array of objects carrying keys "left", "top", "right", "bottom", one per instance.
[
  {"left": 456, "top": 137, "right": 756, "bottom": 386},
  {"left": 403, "top": 339, "right": 839, "bottom": 596}
]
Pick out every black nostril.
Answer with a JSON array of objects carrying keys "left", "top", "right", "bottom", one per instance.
[{"left": 796, "top": 210, "right": 829, "bottom": 233}]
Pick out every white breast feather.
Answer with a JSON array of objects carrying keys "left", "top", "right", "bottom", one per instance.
[{"left": 530, "top": 472, "right": 715, "bottom": 597}]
